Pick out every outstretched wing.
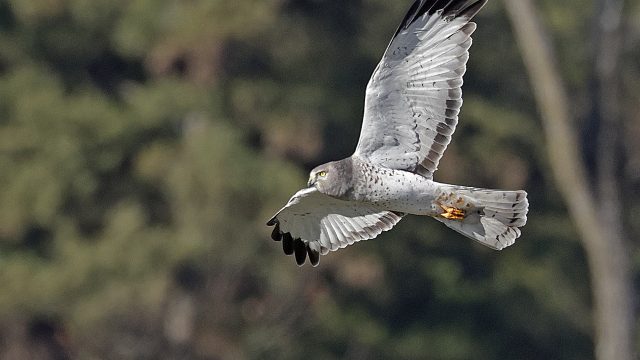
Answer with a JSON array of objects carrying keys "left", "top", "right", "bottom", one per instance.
[
  {"left": 266, "top": 188, "right": 403, "bottom": 267},
  {"left": 354, "top": 0, "right": 487, "bottom": 179}
]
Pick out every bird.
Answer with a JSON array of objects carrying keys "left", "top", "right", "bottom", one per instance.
[{"left": 267, "top": 0, "right": 529, "bottom": 267}]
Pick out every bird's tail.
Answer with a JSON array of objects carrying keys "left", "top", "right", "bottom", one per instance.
[{"left": 433, "top": 184, "right": 529, "bottom": 250}]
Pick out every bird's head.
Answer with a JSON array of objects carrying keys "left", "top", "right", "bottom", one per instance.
[
  {"left": 307, "top": 159, "right": 353, "bottom": 199},
  {"left": 307, "top": 167, "right": 331, "bottom": 188}
]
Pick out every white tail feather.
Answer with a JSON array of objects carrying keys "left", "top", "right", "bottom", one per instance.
[{"left": 434, "top": 185, "right": 529, "bottom": 250}]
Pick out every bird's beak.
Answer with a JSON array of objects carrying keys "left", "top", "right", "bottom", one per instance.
[{"left": 307, "top": 176, "right": 316, "bottom": 188}]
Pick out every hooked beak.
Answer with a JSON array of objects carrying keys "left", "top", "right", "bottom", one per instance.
[{"left": 307, "top": 176, "right": 316, "bottom": 188}]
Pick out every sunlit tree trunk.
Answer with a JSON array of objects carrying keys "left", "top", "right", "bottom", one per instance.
[{"left": 503, "top": 1, "right": 635, "bottom": 359}]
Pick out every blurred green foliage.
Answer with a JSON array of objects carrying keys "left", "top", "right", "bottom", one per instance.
[{"left": 0, "top": 0, "right": 638, "bottom": 359}]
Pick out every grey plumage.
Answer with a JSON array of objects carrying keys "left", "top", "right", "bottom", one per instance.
[
  {"left": 308, "top": 159, "right": 355, "bottom": 199},
  {"left": 433, "top": 185, "right": 529, "bottom": 249},
  {"left": 268, "top": 0, "right": 529, "bottom": 267}
]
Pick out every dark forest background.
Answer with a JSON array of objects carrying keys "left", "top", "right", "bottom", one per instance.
[{"left": 0, "top": 0, "right": 638, "bottom": 359}]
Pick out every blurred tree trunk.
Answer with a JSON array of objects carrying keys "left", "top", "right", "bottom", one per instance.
[{"left": 503, "top": 1, "right": 635, "bottom": 360}]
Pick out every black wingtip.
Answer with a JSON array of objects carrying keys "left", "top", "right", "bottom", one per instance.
[
  {"left": 392, "top": 0, "right": 424, "bottom": 39},
  {"left": 307, "top": 245, "right": 320, "bottom": 267},
  {"left": 392, "top": 0, "right": 487, "bottom": 39},
  {"left": 271, "top": 223, "right": 282, "bottom": 241},
  {"left": 282, "top": 233, "right": 294, "bottom": 255},
  {"left": 455, "top": 0, "right": 487, "bottom": 20},
  {"left": 438, "top": 0, "right": 488, "bottom": 18},
  {"left": 294, "top": 238, "right": 307, "bottom": 266},
  {"left": 266, "top": 218, "right": 277, "bottom": 226}
]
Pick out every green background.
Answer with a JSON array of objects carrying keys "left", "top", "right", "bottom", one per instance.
[{"left": 0, "top": 0, "right": 638, "bottom": 359}]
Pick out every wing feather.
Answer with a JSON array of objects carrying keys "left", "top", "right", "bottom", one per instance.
[
  {"left": 267, "top": 188, "right": 404, "bottom": 266},
  {"left": 354, "top": 0, "right": 487, "bottom": 179}
]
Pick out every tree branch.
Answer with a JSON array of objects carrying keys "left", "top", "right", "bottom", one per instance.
[{"left": 503, "top": 1, "right": 635, "bottom": 359}]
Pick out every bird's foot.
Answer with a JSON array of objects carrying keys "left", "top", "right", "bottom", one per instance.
[{"left": 439, "top": 204, "right": 465, "bottom": 220}]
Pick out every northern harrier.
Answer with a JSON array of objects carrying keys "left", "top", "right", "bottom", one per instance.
[{"left": 267, "top": 0, "right": 528, "bottom": 266}]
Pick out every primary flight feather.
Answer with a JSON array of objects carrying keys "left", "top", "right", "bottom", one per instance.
[{"left": 267, "top": 0, "right": 529, "bottom": 266}]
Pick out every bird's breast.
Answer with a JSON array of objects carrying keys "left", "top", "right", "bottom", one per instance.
[{"left": 351, "top": 164, "right": 438, "bottom": 215}]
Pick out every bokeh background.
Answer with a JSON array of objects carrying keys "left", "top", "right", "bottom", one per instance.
[{"left": 0, "top": 0, "right": 638, "bottom": 359}]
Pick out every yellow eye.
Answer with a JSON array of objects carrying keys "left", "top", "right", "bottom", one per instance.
[{"left": 318, "top": 171, "right": 327, "bottom": 177}]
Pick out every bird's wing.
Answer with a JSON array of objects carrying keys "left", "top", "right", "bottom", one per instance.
[
  {"left": 266, "top": 187, "right": 403, "bottom": 267},
  {"left": 354, "top": 0, "right": 486, "bottom": 179}
]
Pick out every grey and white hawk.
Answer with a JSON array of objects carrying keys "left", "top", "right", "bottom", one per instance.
[{"left": 267, "top": 0, "right": 529, "bottom": 266}]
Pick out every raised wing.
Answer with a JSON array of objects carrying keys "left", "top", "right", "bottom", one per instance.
[
  {"left": 354, "top": 0, "right": 487, "bottom": 179},
  {"left": 266, "top": 188, "right": 403, "bottom": 266}
]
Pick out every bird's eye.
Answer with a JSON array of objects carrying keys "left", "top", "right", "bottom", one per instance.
[{"left": 318, "top": 171, "right": 327, "bottom": 177}]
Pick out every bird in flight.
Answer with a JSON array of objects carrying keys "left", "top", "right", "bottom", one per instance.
[{"left": 267, "top": 0, "right": 528, "bottom": 266}]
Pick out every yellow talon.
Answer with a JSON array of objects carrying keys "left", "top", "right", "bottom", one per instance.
[{"left": 439, "top": 204, "right": 465, "bottom": 220}]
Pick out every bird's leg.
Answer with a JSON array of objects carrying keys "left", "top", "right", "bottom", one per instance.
[{"left": 439, "top": 204, "right": 465, "bottom": 220}]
